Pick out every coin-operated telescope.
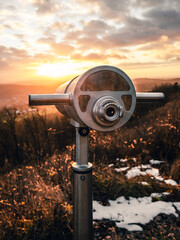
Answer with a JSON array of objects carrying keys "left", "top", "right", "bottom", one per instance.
[{"left": 29, "top": 66, "right": 164, "bottom": 240}]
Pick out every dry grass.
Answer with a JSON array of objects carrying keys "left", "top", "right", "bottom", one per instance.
[{"left": 0, "top": 150, "right": 74, "bottom": 240}]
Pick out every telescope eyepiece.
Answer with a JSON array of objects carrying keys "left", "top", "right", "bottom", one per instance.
[
  {"left": 93, "top": 96, "right": 123, "bottom": 127},
  {"left": 106, "top": 106, "right": 116, "bottom": 117},
  {"left": 103, "top": 102, "right": 122, "bottom": 121}
]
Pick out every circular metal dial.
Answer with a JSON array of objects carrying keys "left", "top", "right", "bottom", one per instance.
[{"left": 73, "top": 66, "right": 136, "bottom": 131}]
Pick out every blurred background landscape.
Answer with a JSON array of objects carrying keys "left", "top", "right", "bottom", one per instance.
[{"left": 0, "top": 77, "right": 179, "bottom": 109}]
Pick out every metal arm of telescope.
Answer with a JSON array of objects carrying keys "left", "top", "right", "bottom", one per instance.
[
  {"left": 29, "top": 93, "right": 72, "bottom": 106},
  {"left": 29, "top": 92, "right": 165, "bottom": 106},
  {"left": 136, "top": 92, "right": 165, "bottom": 103}
]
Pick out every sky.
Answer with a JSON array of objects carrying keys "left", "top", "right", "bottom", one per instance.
[{"left": 0, "top": 0, "right": 180, "bottom": 85}]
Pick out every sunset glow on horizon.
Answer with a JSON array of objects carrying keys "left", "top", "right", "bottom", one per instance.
[
  {"left": 35, "top": 61, "right": 96, "bottom": 79},
  {"left": 36, "top": 62, "right": 79, "bottom": 78},
  {"left": 0, "top": 0, "right": 180, "bottom": 85}
]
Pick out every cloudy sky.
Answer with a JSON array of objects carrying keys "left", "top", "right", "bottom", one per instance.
[{"left": 0, "top": 0, "right": 180, "bottom": 85}]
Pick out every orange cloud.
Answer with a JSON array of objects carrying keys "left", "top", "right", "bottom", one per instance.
[{"left": 71, "top": 53, "right": 107, "bottom": 61}]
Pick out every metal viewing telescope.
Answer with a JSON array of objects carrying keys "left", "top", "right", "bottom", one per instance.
[{"left": 29, "top": 65, "right": 164, "bottom": 240}]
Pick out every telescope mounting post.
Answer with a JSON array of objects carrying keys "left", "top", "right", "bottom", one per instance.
[{"left": 71, "top": 120, "right": 92, "bottom": 240}]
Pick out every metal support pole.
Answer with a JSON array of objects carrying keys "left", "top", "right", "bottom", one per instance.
[
  {"left": 72, "top": 126, "right": 93, "bottom": 240},
  {"left": 75, "top": 127, "right": 89, "bottom": 165}
]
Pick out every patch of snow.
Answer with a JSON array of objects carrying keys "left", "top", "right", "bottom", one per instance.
[
  {"left": 119, "top": 158, "right": 128, "bottom": 162},
  {"left": 126, "top": 166, "right": 161, "bottom": 180},
  {"left": 108, "top": 164, "right": 114, "bottom": 168},
  {"left": 162, "top": 192, "right": 170, "bottom": 196},
  {"left": 151, "top": 193, "right": 162, "bottom": 198},
  {"left": 174, "top": 202, "right": 180, "bottom": 209},
  {"left": 126, "top": 167, "right": 146, "bottom": 179},
  {"left": 115, "top": 167, "right": 129, "bottom": 172},
  {"left": 118, "top": 223, "right": 143, "bottom": 231},
  {"left": 164, "top": 179, "right": 178, "bottom": 186},
  {"left": 93, "top": 196, "right": 180, "bottom": 232},
  {"left": 141, "top": 164, "right": 151, "bottom": 169},
  {"left": 141, "top": 181, "right": 149, "bottom": 185},
  {"left": 155, "top": 176, "right": 164, "bottom": 181},
  {"left": 146, "top": 192, "right": 170, "bottom": 198},
  {"left": 145, "top": 168, "right": 159, "bottom": 177},
  {"left": 149, "top": 159, "right": 164, "bottom": 165},
  {"left": 113, "top": 159, "right": 177, "bottom": 187}
]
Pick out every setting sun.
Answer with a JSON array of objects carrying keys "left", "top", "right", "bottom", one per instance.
[
  {"left": 36, "top": 62, "right": 94, "bottom": 78},
  {"left": 36, "top": 62, "right": 76, "bottom": 78}
]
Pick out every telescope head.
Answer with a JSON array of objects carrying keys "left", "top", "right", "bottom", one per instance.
[
  {"left": 55, "top": 66, "right": 136, "bottom": 131},
  {"left": 29, "top": 65, "right": 164, "bottom": 132}
]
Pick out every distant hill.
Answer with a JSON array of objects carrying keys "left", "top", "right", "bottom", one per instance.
[
  {"left": 0, "top": 78, "right": 179, "bottom": 108},
  {"left": 0, "top": 84, "right": 56, "bottom": 96},
  {"left": 0, "top": 84, "right": 59, "bottom": 108},
  {"left": 133, "top": 78, "right": 180, "bottom": 91}
]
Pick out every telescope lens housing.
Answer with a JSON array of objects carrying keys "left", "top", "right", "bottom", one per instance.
[
  {"left": 55, "top": 65, "right": 136, "bottom": 131},
  {"left": 106, "top": 106, "right": 116, "bottom": 117},
  {"left": 93, "top": 96, "right": 123, "bottom": 127}
]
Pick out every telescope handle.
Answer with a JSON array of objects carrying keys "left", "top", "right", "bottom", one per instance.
[
  {"left": 29, "top": 93, "right": 72, "bottom": 106},
  {"left": 136, "top": 92, "right": 165, "bottom": 102},
  {"left": 29, "top": 92, "right": 165, "bottom": 106}
]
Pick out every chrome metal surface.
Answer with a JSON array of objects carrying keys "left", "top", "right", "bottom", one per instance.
[
  {"left": 93, "top": 96, "right": 123, "bottom": 127},
  {"left": 29, "top": 93, "right": 71, "bottom": 106},
  {"left": 55, "top": 65, "right": 137, "bottom": 131},
  {"left": 73, "top": 127, "right": 92, "bottom": 240},
  {"left": 29, "top": 67, "right": 165, "bottom": 130},
  {"left": 29, "top": 66, "right": 138, "bottom": 131},
  {"left": 76, "top": 127, "right": 88, "bottom": 165},
  {"left": 73, "top": 166, "right": 92, "bottom": 240},
  {"left": 72, "top": 162, "right": 92, "bottom": 172},
  {"left": 136, "top": 92, "right": 165, "bottom": 102},
  {"left": 73, "top": 66, "right": 136, "bottom": 131}
]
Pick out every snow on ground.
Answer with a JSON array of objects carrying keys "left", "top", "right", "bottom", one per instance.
[
  {"left": 141, "top": 181, "right": 149, "bottom": 185},
  {"left": 108, "top": 164, "right": 114, "bottom": 168},
  {"left": 126, "top": 167, "right": 146, "bottom": 178},
  {"left": 145, "top": 168, "right": 159, "bottom": 177},
  {"left": 96, "top": 158, "right": 179, "bottom": 231},
  {"left": 149, "top": 159, "right": 164, "bottom": 164},
  {"left": 155, "top": 176, "right": 164, "bottom": 181},
  {"left": 125, "top": 165, "right": 160, "bottom": 179},
  {"left": 112, "top": 158, "right": 178, "bottom": 186},
  {"left": 119, "top": 158, "right": 128, "bottom": 162},
  {"left": 141, "top": 164, "right": 151, "bottom": 169},
  {"left": 93, "top": 195, "right": 180, "bottom": 231},
  {"left": 164, "top": 179, "right": 178, "bottom": 186},
  {"left": 115, "top": 167, "right": 129, "bottom": 172},
  {"left": 125, "top": 165, "right": 178, "bottom": 186}
]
